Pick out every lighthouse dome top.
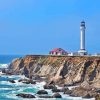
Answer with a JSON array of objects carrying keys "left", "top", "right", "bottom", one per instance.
[
  {"left": 81, "top": 20, "right": 85, "bottom": 27},
  {"left": 81, "top": 20, "right": 85, "bottom": 23}
]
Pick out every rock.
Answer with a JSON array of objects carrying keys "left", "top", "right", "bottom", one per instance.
[
  {"left": 48, "top": 81, "right": 55, "bottom": 85},
  {"left": 1, "top": 68, "right": 12, "bottom": 75},
  {"left": 28, "top": 80, "right": 36, "bottom": 84},
  {"left": 7, "top": 55, "right": 100, "bottom": 95},
  {"left": 70, "top": 87, "right": 87, "bottom": 97},
  {"left": 64, "top": 88, "right": 72, "bottom": 94},
  {"left": 43, "top": 80, "right": 56, "bottom": 89},
  {"left": 37, "top": 90, "right": 48, "bottom": 95},
  {"left": 95, "top": 94, "right": 100, "bottom": 100},
  {"left": 16, "top": 93, "right": 35, "bottom": 98},
  {"left": 52, "top": 87, "right": 68, "bottom": 92},
  {"left": 1, "top": 69, "right": 6, "bottom": 73},
  {"left": 52, "top": 93, "right": 62, "bottom": 98},
  {"left": 52, "top": 87, "right": 61, "bottom": 92},
  {"left": 43, "top": 84, "right": 56, "bottom": 89},
  {"left": 81, "top": 81, "right": 92, "bottom": 90},
  {"left": 39, "top": 96, "right": 52, "bottom": 98},
  {"left": 9, "top": 80, "right": 16, "bottom": 83},
  {"left": 32, "top": 75, "right": 42, "bottom": 80},
  {"left": 22, "top": 81, "right": 30, "bottom": 84},
  {"left": 18, "top": 79, "right": 28, "bottom": 82},
  {"left": 96, "top": 89, "right": 100, "bottom": 93},
  {"left": 70, "top": 86, "right": 96, "bottom": 98},
  {"left": 52, "top": 87, "right": 70, "bottom": 93},
  {"left": 21, "top": 79, "right": 36, "bottom": 84},
  {"left": 23, "top": 67, "right": 29, "bottom": 78},
  {"left": 62, "top": 87, "right": 69, "bottom": 92},
  {"left": 39, "top": 93, "right": 62, "bottom": 98},
  {"left": 82, "top": 93, "right": 93, "bottom": 98},
  {"left": 64, "top": 83, "right": 74, "bottom": 87}
]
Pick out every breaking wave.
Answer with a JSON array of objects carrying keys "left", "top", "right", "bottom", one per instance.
[{"left": 0, "top": 64, "right": 8, "bottom": 68}]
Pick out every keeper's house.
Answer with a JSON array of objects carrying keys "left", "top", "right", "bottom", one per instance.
[{"left": 49, "top": 48, "right": 68, "bottom": 55}]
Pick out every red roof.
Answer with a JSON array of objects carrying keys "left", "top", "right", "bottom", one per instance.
[{"left": 50, "top": 48, "right": 68, "bottom": 54}]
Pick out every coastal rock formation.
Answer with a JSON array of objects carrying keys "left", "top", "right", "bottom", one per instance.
[
  {"left": 9, "top": 80, "right": 16, "bottom": 83},
  {"left": 16, "top": 93, "right": 35, "bottom": 98},
  {"left": 69, "top": 86, "right": 95, "bottom": 98},
  {"left": 95, "top": 94, "right": 100, "bottom": 100},
  {"left": 52, "top": 93, "right": 62, "bottom": 98},
  {"left": 37, "top": 90, "right": 48, "bottom": 95},
  {"left": 52, "top": 87, "right": 69, "bottom": 93},
  {"left": 43, "top": 84, "right": 55, "bottom": 89},
  {"left": 18, "top": 79, "right": 36, "bottom": 84},
  {"left": 8, "top": 55, "right": 100, "bottom": 88},
  {"left": 39, "top": 93, "right": 62, "bottom": 98}
]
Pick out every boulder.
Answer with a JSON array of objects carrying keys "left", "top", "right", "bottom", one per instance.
[
  {"left": 20, "top": 79, "right": 36, "bottom": 84},
  {"left": 48, "top": 81, "right": 55, "bottom": 85},
  {"left": 62, "top": 87, "right": 69, "bottom": 92},
  {"left": 82, "top": 93, "right": 93, "bottom": 98},
  {"left": 96, "top": 89, "right": 100, "bottom": 93},
  {"left": 70, "top": 87, "right": 88, "bottom": 97},
  {"left": 32, "top": 75, "right": 42, "bottom": 80},
  {"left": 52, "top": 93, "right": 62, "bottom": 98},
  {"left": 64, "top": 88, "right": 72, "bottom": 94},
  {"left": 64, "top": 83, "right": 74, "bottom": 87},
  {"left": 52, "top": 87, "right": 68, "bottom": 92},
  {"left": 52, "top": 88, "right": 61, "bottom": 92},
  {"left": 39, "top": 96, "right": 52, "bottom": 98},
  {"left": 9, "top": 80, "right": 16, "bottom": 83},
  {"left": 18, "top": 79, "right": 28, "bottom": 82},
  {"left": 95, "top": 94, "right": 100, "bottom": 100},
  {"left": 28, "top": 80, "right": 36, "bottom": 84},
  {"left": 5, "top": 71, "right": 13, "bottom": 75},
  {"left": 1, "top": 69, "right": 6, "bottom": 73},
  {"left": 43, "top": 80, "right": 55, "bottom": 89},
  {"left": 43, "top": 84, "right": 56, "bottom": 89},
  {"left": 16, "top": 93, "right": 35, "bottom": 98},
  {"left": 70, "top": 86, "right": 96, "bottom": 98},
  {"left": 39, "top": 93, "right": 62, "bottom": 98},
  {"left": 37, "top": 90, "right": 48, "bottom": 95}
]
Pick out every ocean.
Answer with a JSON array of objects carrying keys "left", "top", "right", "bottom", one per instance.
[{"left": 0, "top": 55, "right": 95, "bottom": 100}]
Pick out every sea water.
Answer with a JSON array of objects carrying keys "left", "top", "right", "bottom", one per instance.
[{"left": 0, "top": 55, "right": 95, "bottom": 100}]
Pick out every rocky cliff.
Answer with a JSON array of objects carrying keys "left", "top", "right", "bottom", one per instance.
[{"left": 8, "top": 55, "right": 100, "bottom": 88}]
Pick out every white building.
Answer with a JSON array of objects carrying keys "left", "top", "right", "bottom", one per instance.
[{"left": 78, "top": 21, "right": 87, "bottom": 56}]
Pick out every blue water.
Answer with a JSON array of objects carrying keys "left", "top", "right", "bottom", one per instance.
[
  {"left": 0, "top": 55, "right": 23, "bottom": 64},
  {"left": 0, "top": 55, "right": 94, "bottom": 100}
]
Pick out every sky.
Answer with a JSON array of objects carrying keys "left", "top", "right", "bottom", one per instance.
[{"left": 0, "top": 0, "right": 100, "bottom": 55}]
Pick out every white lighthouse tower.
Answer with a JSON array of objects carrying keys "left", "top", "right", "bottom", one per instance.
[{"left": 78, "top": 21, "right": 87, "bottom": 56}]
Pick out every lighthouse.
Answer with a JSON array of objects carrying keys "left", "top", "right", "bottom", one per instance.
[{"left": 78, "top": 21, "right": 87, "bottom": 55}]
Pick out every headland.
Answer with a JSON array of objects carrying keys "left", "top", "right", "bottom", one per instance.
[{"left": 3, "top": 55, "right": 100, "bottom": 99}]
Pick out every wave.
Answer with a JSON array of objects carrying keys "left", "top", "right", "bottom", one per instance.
[
  {"left": 0, "top": 74, "right": 95, "bottom": 100},
  {"left": 0, "top": 64, "right": 8, "bottom": 68},
  {"left": 60, "top": 92, "right": 95, "bottom": 100}
]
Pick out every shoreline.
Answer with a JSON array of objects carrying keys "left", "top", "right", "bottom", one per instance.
[
  {"left": 3, "top": 55, "right": 100, "bottom": 99},
  {"left": 0, "top": 73, "right": 96, "bottom": 100}
]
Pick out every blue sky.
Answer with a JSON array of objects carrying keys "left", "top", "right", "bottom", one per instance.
[{"left": 0, "top": 0, "right": 100, "bottom": 55}]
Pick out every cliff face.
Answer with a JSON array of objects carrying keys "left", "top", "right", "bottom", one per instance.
[{"left": 8, "top": 55, "right": 100, "bottom": 88}]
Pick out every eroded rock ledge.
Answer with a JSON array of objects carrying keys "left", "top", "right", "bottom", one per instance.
[{"left": 7, "top": 55, "right": 100, "bottom": 88}]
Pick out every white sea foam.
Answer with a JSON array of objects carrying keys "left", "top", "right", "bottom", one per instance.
[
  {"left": 68, "top": 85, "right": 79, "bottom": 90},
  {"left": 0, "top": 64, "right": 8, "bottom": 68},
  {"left": 0, "top": 74, "right": 95, "bottom": 100},
  {"left": 7, "top": 75, "right": 26, "bottom": 79},
  {"left": 34, "top": 81, "right": 46, "bottom": 90},
  {"left": 60, "top": 92, "right": 95, "bottom": 100}
]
